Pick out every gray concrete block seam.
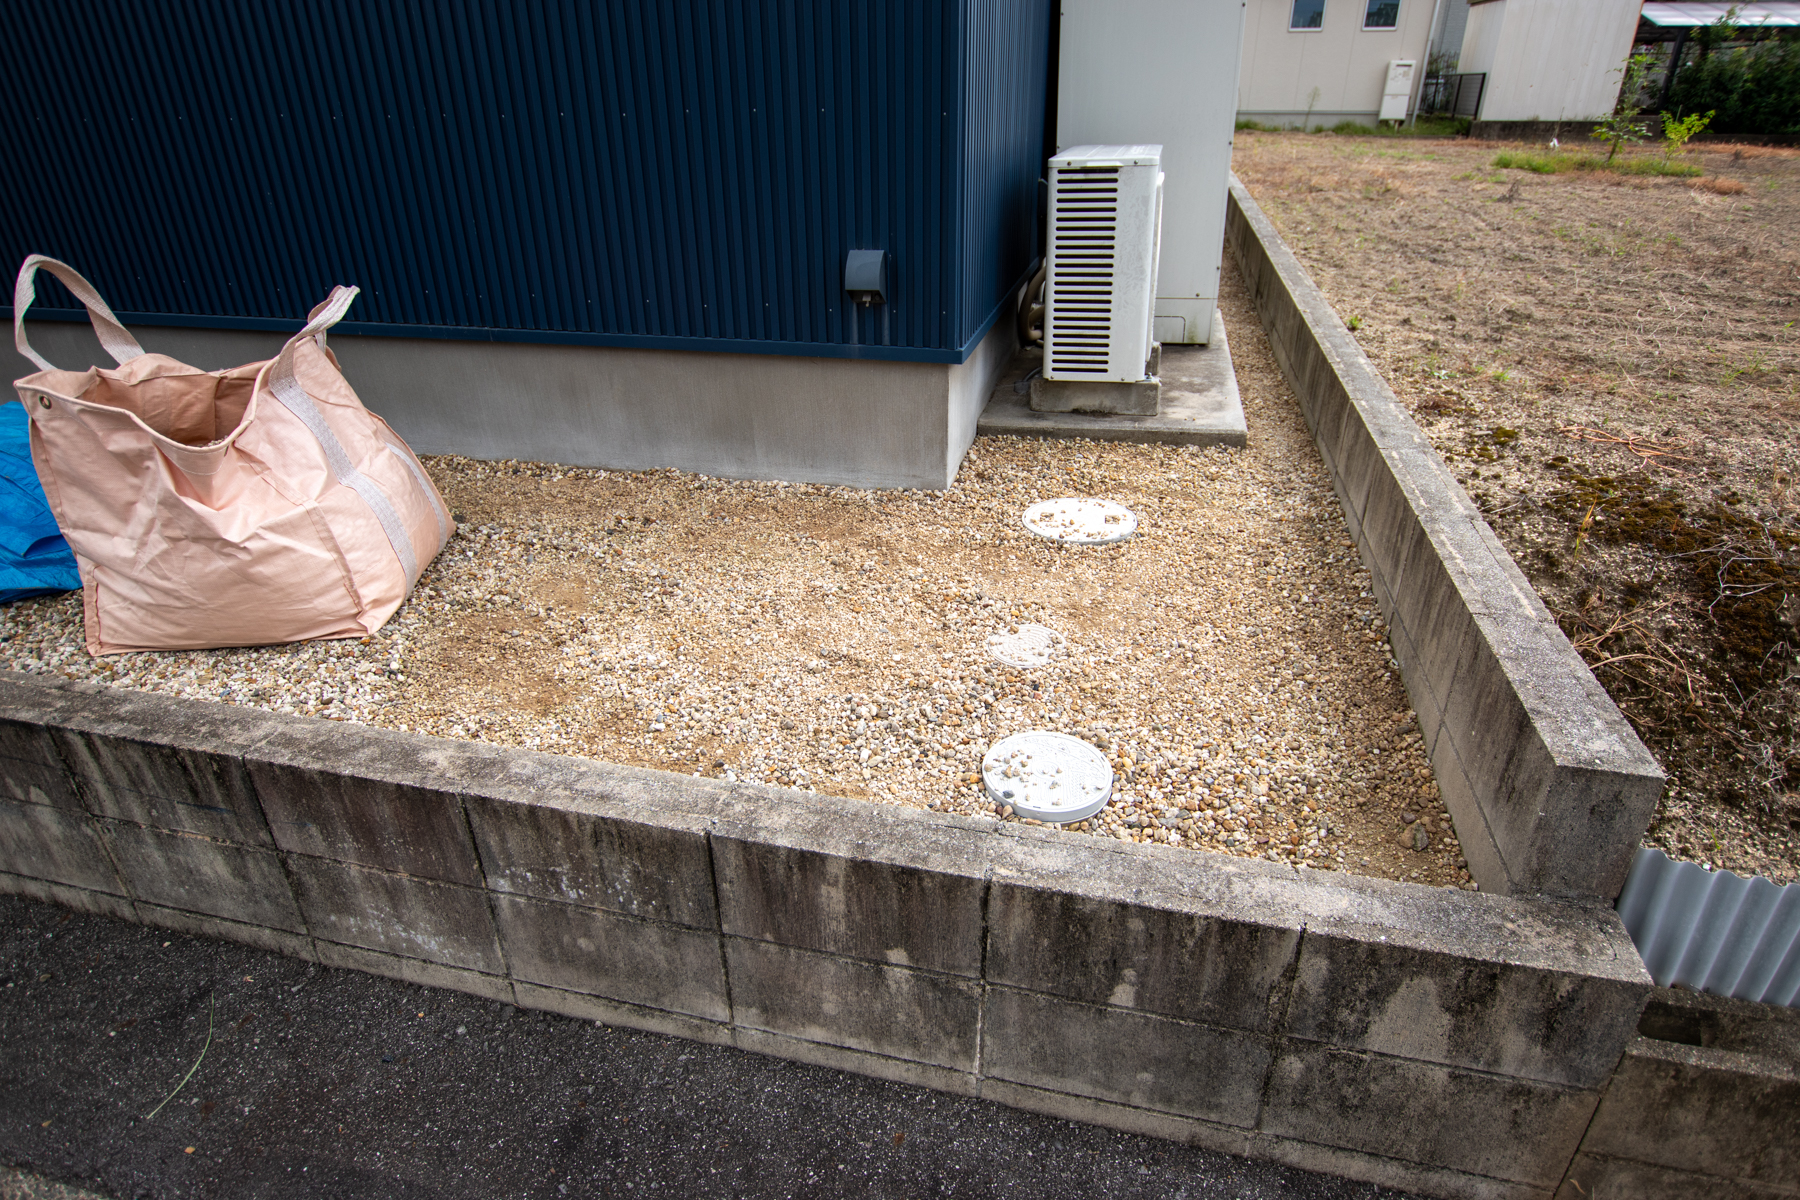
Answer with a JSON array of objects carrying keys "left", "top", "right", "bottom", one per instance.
[
  {"left": 1249, "top": 918, "right": 1308, "bottom": 1135},
  {"left": 0, "top": 868, "right": 139, "bottom": 923},
  {"left": 722, "top": 937, "right": 982, "bottom": 1071},
  {"left": 985, "top": 812, "right": 1645, "bottom": 984},
  {"left": 978, "top": 985, "right": 1275, "bottom": 1127},
  {"left": 1260, "top": 1041, "right": 1603, "bottom": 1189},
  {"left": 1426, "top": 725, "right": 1519, "bottom": 900},
  {"left": 970, "top": 862, "right": 994, "bottom": 1099},
  {"left": 285, "top": 853, "right": 506, "bottom": 974},
  {"left": 730, "top": 1025, "right": 981, "bottom": 1099},
  {"left": 25, "top": 731, "right": 138, "bottom": 905},
  {"left": 1282, "top": 924, "right": 1650, "bottom": 1090},
  {"left": 82, "top": 704, "right": 335, "bottom": 956},
  {"left": 489, "top": 892, "right": 728, "bottom": 1020},
  {"left": 0, "top": 675, "right": 321, "bottom": 934},
  {"left": 0, "top": 794, "right": 127, "bottom": 898},
  {"left": 702, "top": 825, "right": 739, "bottom": 1049},
  {"left": 454, "top": 777, "right": 528, "bottom": 990},
  {"left": 97, "top": 818, "right": 307, "bottom": 933}
]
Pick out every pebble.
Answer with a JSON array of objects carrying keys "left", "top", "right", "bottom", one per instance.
[{"left": 0, "top": 266, "right": 1471, "bottom": 889}]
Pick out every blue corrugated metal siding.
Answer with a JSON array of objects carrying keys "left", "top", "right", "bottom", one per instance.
[
  {"left": 0, "top": 1, "right": 1047, "bottom": 364},
  {"left": 959, "top": 0, "right": 1051, "bottom": 345}
]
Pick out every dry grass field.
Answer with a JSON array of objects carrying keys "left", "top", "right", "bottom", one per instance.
[{"left": 1234, "top": 131, "right": 1800, "bottom": 883}]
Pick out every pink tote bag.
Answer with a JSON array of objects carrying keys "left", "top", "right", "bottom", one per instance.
[{"left": 11, "top": 255, "right": 450, "bottom": 655}]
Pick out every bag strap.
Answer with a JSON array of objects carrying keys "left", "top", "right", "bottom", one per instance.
[
  {"left": 263, "top": 286, "right": 423, "bottom": 585},
  {"left": 13, "top": 255, "right": 146, "bottom": 373}
]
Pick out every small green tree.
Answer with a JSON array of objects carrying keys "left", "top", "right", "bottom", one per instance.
[
  {"left": 1661, "top": 108, "right": 1715, "bottom": 157},
  {"left": 1591, "top": 52, "right": 1655, "bottom": 162}
]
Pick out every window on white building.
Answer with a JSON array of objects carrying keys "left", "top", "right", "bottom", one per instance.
[
  {"left": 1290, "top": 0, "right": 1325, "bottom": 30},
  {"left": 1363, "top": 0, "right": 1399, "bottom": 29}
]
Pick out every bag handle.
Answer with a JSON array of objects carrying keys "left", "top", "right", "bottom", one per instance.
[
  {"left": 13, "top": 255, "right": 146, "bottom": 373},
  {"left": 260, "top": 285, "right": 423, "bottom": 586}
]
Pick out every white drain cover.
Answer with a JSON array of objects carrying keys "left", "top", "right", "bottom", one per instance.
[
  {"left": 982, "top": 731, "right": 1113, "bottom": 824},
  {"left": 1022, "top": 497, "right": 1138, "bottom": 545},
  {"left": 987, "top": 623, "right": 1065, "bottom": 668}
]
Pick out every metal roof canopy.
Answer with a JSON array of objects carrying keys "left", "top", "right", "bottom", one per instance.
[{"left": 1641, "top": 1, "right": 1800, "bottom": 26}]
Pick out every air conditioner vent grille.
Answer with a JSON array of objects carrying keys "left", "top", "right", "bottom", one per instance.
[
  {"left": 1046, "top": 163, "right": 1124, "bottom": 374},
  {"left": 1042, "top": 147, "right": 1161, "bottom": 382}
]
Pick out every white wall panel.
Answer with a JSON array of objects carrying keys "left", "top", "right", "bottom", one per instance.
[
  {"left": 1236, "top": 0, "right": 1439, "bottom": 123},
  {"left": 1058, "top": 0, "right": 1248, "bottom": 344},
  {"left": 1459, "top": 0, "right": 1642, "bottom": 120}
]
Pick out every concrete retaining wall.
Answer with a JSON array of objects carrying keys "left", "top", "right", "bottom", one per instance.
[
  {"left": 1, "top": 671, "right": 1655, "bottom": 1200},
  {"left": 1561, "top": 986, "right": 1800, "bottom": 1200},
  {"left": 1224, "top": 175, "right": 1664, "bottom": 902}
]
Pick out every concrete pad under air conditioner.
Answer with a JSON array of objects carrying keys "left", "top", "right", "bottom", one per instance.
[
  {"left": 1028, "top": 374, "right": 1161, "bottom": 415},
  {"left": 1028, "top": 346, "right": 1162, "bottom": 415},
  {"left": 978, "top": 311, "right": 1245, "bottom": 447}
]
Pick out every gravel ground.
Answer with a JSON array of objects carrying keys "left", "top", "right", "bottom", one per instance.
[{"left": 0, "top": 264, "right": 1472, "bottom": 890}]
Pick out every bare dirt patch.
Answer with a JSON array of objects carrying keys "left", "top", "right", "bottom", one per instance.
[
  {"left": 0, "top": 265, "right": 1474, "bottom": 890},
  {"left": 1234, "top": 130, "right": 1800, "bottom": 883}
]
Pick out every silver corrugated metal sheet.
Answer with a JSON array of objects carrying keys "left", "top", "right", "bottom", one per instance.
[
  {"left": 1642, "top": 2, "right": 1800, "bottom": 27},
  {"left": 1617, "top": 846, "right": 1800, "bottom": 1007}
]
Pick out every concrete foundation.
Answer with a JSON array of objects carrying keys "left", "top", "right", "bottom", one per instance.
[
  {"left": 979, "top": 316, "right": 1246, "bottom": 447},
  {"left": 1236, "top": 111, "right": 1384, "bottom": 131},
  {"left": 4, "top": 319, "right": 1016, "bottom": 491},
  {"left": 1029, "top": 344, "right": 1162, "bottom": 415}
]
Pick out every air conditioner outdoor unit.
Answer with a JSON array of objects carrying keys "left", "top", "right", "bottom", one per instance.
[{"left": 1032, "top": 143, "right": 1164, "bottom": 415}]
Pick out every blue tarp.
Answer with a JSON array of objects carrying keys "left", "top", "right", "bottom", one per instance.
[{"left": 0, "top": 401, "right": 79, "bottom": 603}]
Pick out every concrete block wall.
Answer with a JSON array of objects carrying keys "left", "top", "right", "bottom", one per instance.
[
  {"left": 0, "top": 671, "right": 1654, "bottom": 1200},
  {"left": 1560, "top": 987, "right": 1800, "bottom": 1199},
  {"left": 1224, "top": 176, "right": 1664, "bottom": 902}
]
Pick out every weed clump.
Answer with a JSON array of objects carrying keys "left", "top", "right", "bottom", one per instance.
[
  {"left": 1492, "top": 151, "right": 1704, "bottom": 178},
  {"left": 1694, "top": 175, "right": 1749, "bottom": 195},
  {"left": 1547, "top": 464, "right": 1797, "bottom": 692}
]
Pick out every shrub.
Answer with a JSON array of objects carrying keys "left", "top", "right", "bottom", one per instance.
[
  {"left": 1662, "top": 109, "right": 1715, "bottom": 156},
  {"left": 1665, "top": 32, "right": 1800, "bottom": 134},
  {"left": 1591, "top": 53, "right": 1655, "bottom": 162}
]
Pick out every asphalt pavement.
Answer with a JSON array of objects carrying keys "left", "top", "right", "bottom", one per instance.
[{"left": 1, "top": 894, "right": 1418, "bottom": 1200}]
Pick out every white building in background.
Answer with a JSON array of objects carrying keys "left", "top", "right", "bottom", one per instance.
[
  {"left": 1237, "top": 0, "right": 1442, "bottom": 127},
  {"left": 1457, "top": 0, "right": 1644, "bottom": 121}
]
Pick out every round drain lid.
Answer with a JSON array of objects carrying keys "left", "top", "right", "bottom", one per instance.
[
  {"left": 986, "top": 623, "right": 1065, "bottom": 668},
  {"left": 1022, "top": 497, "right": 1138, "bottom": 545},
  {"left": 982, "top": 731, "right": 1113, "bottom": 824}
]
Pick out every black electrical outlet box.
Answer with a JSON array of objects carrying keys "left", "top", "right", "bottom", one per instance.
[{"left": 844, "top": 250, "right": 887, "bottom": 306}]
